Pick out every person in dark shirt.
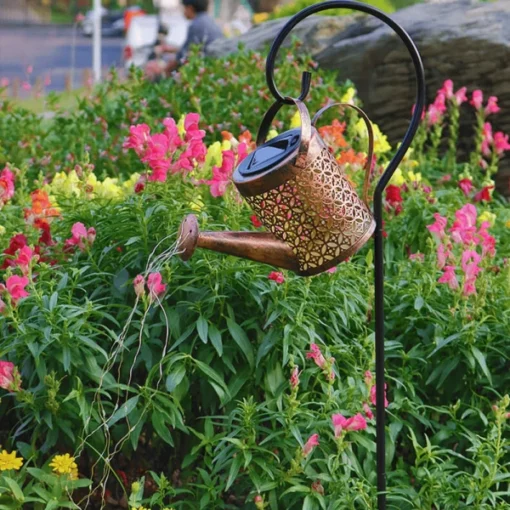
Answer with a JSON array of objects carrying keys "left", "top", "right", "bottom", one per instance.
[{"left": 146, "top": 0, "right": 224, "bottom": 78}]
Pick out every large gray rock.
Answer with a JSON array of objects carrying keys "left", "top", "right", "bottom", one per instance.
[{"left": 207, "top": 0, "right": 510, "bottom": 195}]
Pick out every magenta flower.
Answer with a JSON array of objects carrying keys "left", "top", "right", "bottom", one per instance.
[
  {"left": 147, "top": 272, "right": 166, "bottom": 301},
  {"left": 14, "top": 246, "right": 37, "bottom": 275},
  {"left": 65, "top": 222, "right": 96, "bottom": 251},
  {"left": 370, "top": 384, "right": 389, "bottom": 408},
  {"left": 485, "top": 96, "right": 500, "bottom": 115},
  {"left": 494, "top": 132, "right": 510, "bottom": 154},
  {"left": 409, "top": 253, "right": 424, "bottom": 262},
  {"left": 307, "top": 344, "right": 326, "bottom": 369},
  {"left": 0, "top": 361, "right": 21, "bottom": 392},
  {"left": 426, "top": 213, "right": 448, "bottom": 240},
  {"left": 364, "top": 370, "right": 373, "bottom": 387},
  {"left": 454, "top": 87, "right": 467, "bottom": 106},
  {"left": 303, "top": 434, "right": 319, "bottom": 456},
  {"left": 440, "top": 79, "right": 454, "bottom": 99},
  {"left": 458, "top": 178, "right": 473, "bottom": 196},
  {"left": 481, "top": 122, "right": 493, "bottom": 156},
  {"left": 133, "top": 275, "right": 145, "bottom": 298},
  {"left": 478, "top": 222, "right": 496, "bottom": 257},
  {"left": 6, "top": 275, "right": 30, "bottom": 303},
  {"left": 438, "top": 265, "right": 459, "bottom": 290},
  {"left": 0, "top": 167, "right": 15, "bottom": 205},
  {"left": 436, "top": 244, "right": 451, "bottom": 270},
  {"left": 450, "top": 204, "right": 477, "bottom": 245},
  {"left": 470, "top": 90, "right": 483, "bottom": 110},
  {"left": 332, "top": 413, "right": 367, "bottom": 438},
  {"left": 123, "top": 124, "right": 151, "bottom": 157}
]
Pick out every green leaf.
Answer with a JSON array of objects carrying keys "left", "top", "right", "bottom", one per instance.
[
  {"left": 414, "top": 296, "right": 424, "bottom": 311},
  {"left": 225, "top": 454, "right": 243, "bottom": 491},
  {"left": 303, "top": 495, "right": 316, "bottom": 510},
  {"left": 227, "top": 319, "right": 254, "bottom": 368},
  {"left": 208, "top": 324, "right": 223, "bottom": 357},
  {"left": 108, "top": 396, "right": 139, "bottom": 427},
  {"left": 3, "top": 477, "right": 24, "bottom": 502},
  {"left": 194, "top": 359, "right": 230, "bottom": 398},
  {"left": 152, "top": 411, "right": 174, "bottom": 446},
  {"left": 471, "top": 346, "right": 492, "bottom": 384},
  {"left": 166, "top": 365, "right": 186, "bottom": 392},
  {"left": 196, "top": 316, "right": 209, "bottom": 344},
  {"left": 49, "top": 292, "right": 58, "bottom": 311}
]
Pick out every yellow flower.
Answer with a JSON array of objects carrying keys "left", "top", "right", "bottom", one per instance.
[
  {"left": 290, "top": 110, "right": 301, "bottom": 129},
  {"left": 390, "top": 168, "right": 405, "bottom": 187},
  {"left": 123, "top": 173, "right": 141, "bottom": 194},
  {"left": 341, "top": 87, "right": 356, "bottom": 104},
  {"left": 407, "top": 170, "right": 422, "bottom": 183},
  {"left": 48, "top": 170, "right": 81, "bottom": 197},
  {"left": 190, "top": 192, "right": 204, "bottom": 212},
  {"left": 506, "top": 219, "right": 510, "bottom": 228},
  {"left": 355, "top": 120, "right": 391, "bottom": 153},
  {"left": 95, "top": 177, "right": 122, "bottom": 199},
  {"left": 0, "top": 225, "right": 6, "bottom": 235},
  {"left": 267, "top": 129, "right": 278, "bottom": 141},
  {"left": 49, "top": 453, "right": 77, "bottom": 475},
  {"left": 253, "top": 12, "right": 269, "bottom": 24},
  {"left": 221, "top": 140, "right": 232, "bottom": 152},
  {"left": 478, "top": 211, "right": 496, "bottom": 227},
  {"left": 205, "top": 142, "right": 223, "bottom": 170},
  {"left": 177, "top": 115, "right": 186, "bottom": 137},
  {"left": 0, "top": 450, "right": 23, "bottom": 471}
]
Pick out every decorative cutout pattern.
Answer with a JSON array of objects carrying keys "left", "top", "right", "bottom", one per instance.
[{"left": 246, "top": 146, "right": 375, "bottom": 274}]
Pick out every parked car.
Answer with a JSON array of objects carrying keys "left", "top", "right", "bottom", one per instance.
[{"left": 122, "top": 13, "right": 189, "bottom": 69}]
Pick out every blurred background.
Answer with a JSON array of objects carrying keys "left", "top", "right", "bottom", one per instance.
[{"left": 0, "top": 0, "right": 422, "bottom": 101}]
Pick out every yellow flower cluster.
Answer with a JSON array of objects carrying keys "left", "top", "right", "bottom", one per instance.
[
  {"left": 0, "top": 225, "right": 5, "bottom": 235},
  {"left": 0, "top": 450, "right": 23, "bottom": 471},
  {"left": 390, "top": 168, "right": 422, "bottom": 187},
  {"left": 341, "top": 87, "right": 356, "bottom": 104},
  {"left": 355, "top": 119, "right": 391, "bottom": 154},
  {"left": 45, "top": 170, "right": 140, "bottom": 201},
  {"left": 49, "top": 453, "right": 78, "bottom": 480},
  {"left": 479, "top": 211, "right": 496, "bottom": 227}
]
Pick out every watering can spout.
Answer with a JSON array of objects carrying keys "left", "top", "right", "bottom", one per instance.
[{"left": 177, "top": 214, "right": 301, "bottom": 272}]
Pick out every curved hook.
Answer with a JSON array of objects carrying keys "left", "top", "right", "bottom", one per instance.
[{"left": 265, "top": 0, "right": 426, "bottom": 193}]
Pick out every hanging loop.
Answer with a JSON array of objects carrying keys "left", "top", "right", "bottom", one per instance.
[{"left": 265, "top": 0, "right": 426, "bottom": 193}]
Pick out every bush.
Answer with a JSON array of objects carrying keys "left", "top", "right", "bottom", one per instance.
[{"left": 0, "top": 50, "right": 509, "bottom": 509}]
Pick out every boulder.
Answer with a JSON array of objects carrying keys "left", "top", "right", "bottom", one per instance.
[{"left": 207, "top": 0, "right": 510, "bottom": 195}]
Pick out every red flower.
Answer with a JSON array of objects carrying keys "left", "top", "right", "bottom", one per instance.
[
  {"left": 473, "top": 186, "right": 494, "bottom": 203},
  {"left": 302, "top": 434, "right": 319, "bottom": 456},
  {"left": 2, "top": 234, "right": 28, "bottom": 269},
  {"left": 250, "top": 215, "right": 262, "bottom": 228},
  {"left": 268, "top": 271, "right": 284, "bottom": 284},
  {"left": 458, "top": 178, "right": 473, "bottom": 196},
  {"left": 147, "top": 272, "right": 166, "bottom": 301}
]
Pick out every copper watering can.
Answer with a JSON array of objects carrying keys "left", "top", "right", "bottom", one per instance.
[{"left": 178, "top": 99, "right": 376, "bottom": 276}]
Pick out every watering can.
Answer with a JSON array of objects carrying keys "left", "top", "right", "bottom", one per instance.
[{"left": 178, "top": 98, "right": 376, "bottom": 276}]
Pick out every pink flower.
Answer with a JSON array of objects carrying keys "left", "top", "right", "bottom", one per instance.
[
  {"left": 0, "top": 361, "right": 21, "bottom": 392},
  {"left": 0, "top": 296, "right": 6, "bottom": 315},
  {"left": 461, "top": 250, "right": 481, "bottom": 273},
  {"left": 147, "top": 272, "right": 166, "bottom": 301},
  {"left": 0, "top": 78, "right": 10, "bottom": 88},
  {"left": 481, "top": 123, "right": 493, "bottom": 156},
  {"left": 458, "top": 178, "right": 473, "bottom": 196},
  {"left": 123, "top": 124, "right": 151, "bottom": 157},
  {"left": 268, "top": 271, "right": 285, "bottom": 284},
  {"left": 133, "top": 275, "right": 145, "bottom": 298},
  {"left": 290, "top": 366, "right": 300, "bottom": 389},
  {"left": 409, "top": 253, "right": 424, "bottom": 262},
  {"left": 470, "top": 90, "right": 483, "bottom": 110},
  {"left": 463, "top": 277, "right": 477, "bottom": 297},
  {"left": 427, "top": 92, "right": 447, "bottom": 125},
  {"left": 485, "top": 96, "right": 500, "bottom": 116},
  {"left": 440, "top": 79, "right": 454, "bottom": 99},
  {"left": 454, "top": 87, "right": 467, "bottom": 106},
  {"left": 478, "top": 222, "right": 496, "bottom": 257},
  {"left": 436, "top": 244, "right": 451, "bottom": 270},
  {"left": 332, "top": 413, "right": 367, "bottom": 438},
  {"left": 450, "top": 204, "right": 477, "bottom": 244},
  {"left": 327, "top": 266, "right": 337, "bottom": 273},
  {"left": 438, "top": 265, "right": 459, "bottom": 290},
  {"left": 307, "top": 344, "right": 326, "bottom": 369},
  {"left": 363, "top": 403, "right": 374, "bottom": 420},
  {"left": 311, "top": 480, "right": 325, "bottom": 495},
  {"left": 65, "top": 222, "right": 95, "bottom": 251},
  {"left": 14, "top": 246, "right": 37, "bottom": 275},
  {"left": 303, "top": 434, "right": 319, "bottom": 456},
  {"left": 21, "top": 81, "right": 31, "bottom": 91},
  {"left": 0, "top": 167, "right": 15, "bottom": 204},
  {"left": 427, "top": 213, "right": 448, "bottom": 240},
  {"left": 364, "top": 370, "right": 373, "bottom": 387},
  {"left": 494, "top": 132, "right": 510, "bottom": 154},
  {"left": 6, "top": 275, "right": 30, "bottom": 302},
  {"left": 370, "top": 385, "right": 389, "bottom": 408}
]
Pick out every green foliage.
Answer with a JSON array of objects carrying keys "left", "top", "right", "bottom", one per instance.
[{"left": 0, "top": 48, "right": 509, "bottom": 509}]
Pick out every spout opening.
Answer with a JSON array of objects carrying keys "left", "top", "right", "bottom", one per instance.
[{"left": 177, "top": 214, "right": 199, "bottom": 261}]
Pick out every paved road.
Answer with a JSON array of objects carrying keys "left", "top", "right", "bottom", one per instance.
[{"left": 0, "top": 25, "right": 125, "bottom": 94}]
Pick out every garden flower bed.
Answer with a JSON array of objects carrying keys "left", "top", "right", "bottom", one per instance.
[{"left": 0, "top": 48, "right": 509, "bottom": 509}]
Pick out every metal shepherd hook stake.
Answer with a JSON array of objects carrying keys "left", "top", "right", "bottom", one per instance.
[{"left": 265, "top": 2, "right": 426, "bottom": 508}]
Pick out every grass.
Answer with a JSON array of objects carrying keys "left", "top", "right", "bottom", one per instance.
[{"left": 3, "top": 89, "right": 87, "bottom": 115}]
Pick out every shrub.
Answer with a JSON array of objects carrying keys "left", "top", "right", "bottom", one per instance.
[{"left": 0, "top": 50, "right": 509, "bottom": 509}]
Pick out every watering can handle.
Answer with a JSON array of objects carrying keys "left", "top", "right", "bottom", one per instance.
[
  {"left": 256, "top": 97, "right": 312, "bottom": 168},
  {"left": 312, "top": 102, "right": 374, "bottom": 206}
]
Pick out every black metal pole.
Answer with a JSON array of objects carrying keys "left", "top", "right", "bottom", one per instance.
[{"left": 264, "top": 3, "right": 426, "bottom": 508}]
